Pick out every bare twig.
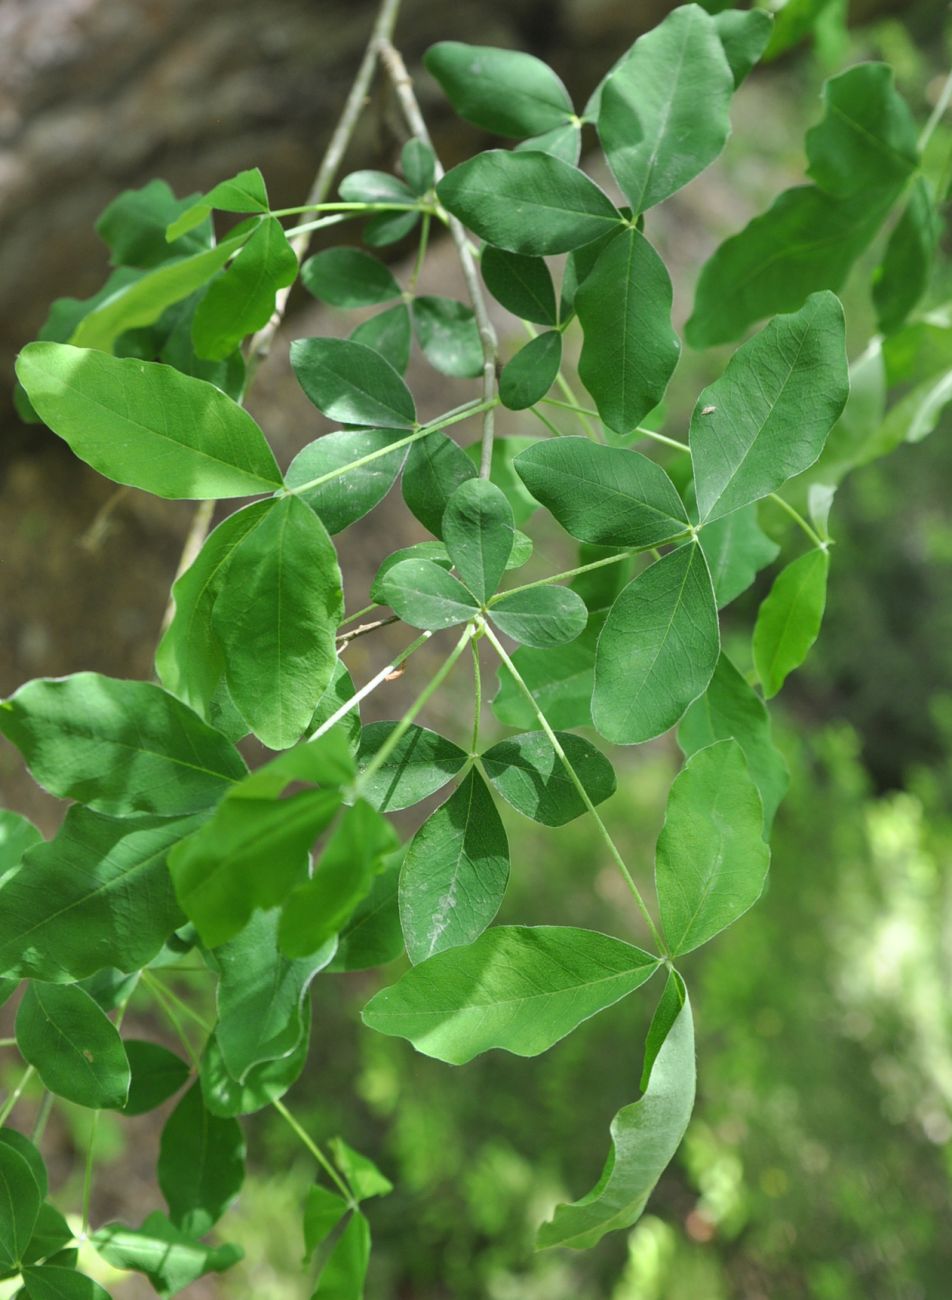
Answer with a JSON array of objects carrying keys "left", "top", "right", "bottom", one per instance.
[
  {"left": 336, "top": 615, "right": 399, "bottom": 649},
  {"left": 378, "top": 40, "right": 499, "bottom": 478}
]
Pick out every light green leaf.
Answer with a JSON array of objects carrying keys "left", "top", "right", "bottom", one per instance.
[
  {"left": 0, "top": 673, "right": 245, "bottom": 816},
  {"left": 290, "top": 337, "right": 416, "bottom": 428},
  {"left": 480, "top": 248, "right": 558, "bottom": 326},
  {"left": 375, "top": 558, "right": 479, "bottom": 630},
  {"left": 690, "top": 292, "right": 848, "bottom": 522},
  {"left": 805, "top": 64, "right": 918, "bottom": 200},
  {"left": 412, "top": 297, "right": 483, "bottom": 379},
  {"left": 576, "top": 228, "right": 680, "bottom": 435},
  {"left": 0, "top": 1143, "right": 42, "bottom": 1272},
  {"left": 492, "top": 617, "right": 602, "bottom": 729},
  {"left": 402, "top": 139, "right": 436, "bottom": 195},
  {"left": 490, "top": 585, "right": 588, "bottom": 648},
  {"left": 873, "top": 177, "right": 938, "bottom": 336},
  {"left": 286, "top": 429, "right": 407, "bottom": 534},
  {"left": 327, "top": 853, "right": 405, "bottom": 973},
  {"left": 371, "top": 541, "right": 452, "bottom": 601},
  {"left": 764, "top": 0, "right": 836, "bottom": 59},
  {"left": 199, "top": 1024, "right": 311, "bottom": 1118},
  {"left": 329, "top": 1139, "right": 393, "bottom": 1202},
  {"left": 597, "top": 5, "right": 733, "bottom": 212},
  {"left": 679, "top": 653, "right": 787, "bottom": 831},
  {"left": 0, "top": 811, "right": 42, "bottom": 882},
  {"left": 212, "top": 494, "right": 343, "bottom": 750},
  {"left": 481, "top": 731, "right": 615, "bottom": 825},
  {"left": 356, "top": 724, "right": 468, "bottom": 812},
  {"left": 339, "top": 170, "right": 415, "bottom": 205},
  {"left": 303, "top": 1187, "right": 348, "bottom": 1259},
  {"left": 593, "top": 543, "right": 719, "bottom": 744},
  {"left": 192, "top": 217, "right": 297, "bottom": 359},
  {"left": 0, "top": 807, "right": 200, "bottom": 981},
  {"left": 96, "top": 179, "right": 212, "bottom": 268},
  {"left": 313, "top": 1211, "right": 370, "bottom": 1300},
  {"left": 16, "top": 343, "right": 283, "bottom": 498},
  {"left": 123, "top": 1042, "right": 191, "bottom": 1117},
  {"left": 166, "top": 167, "right": 269, "bottom": 241},
  {"left": 93, "top": 1211, "right": 242, "bottom": 1299},
  {"left": 499, "top": 331, "right": 562, "bottom": 410},
  {"left": 21, "top": 1267, "right": 111, "bottom": 1300},
  {"left": 752, "top": 548, "right": 829, "bottom": 698},
  {"left": 278, "top": 800, "right": 399, "bottom": 958},
  {"left": 711, "top": 9, "right": 773, "bottom": 87},
  {"left": 424, "top": 42, "right": 574, "bottom": 138},
  {"left": 158, "top": 1083, "right": 245, "bottom": 1236},
  {"left": 363, "top": 925, "right": 659, "bottom": 1065},
  {"left": 537, "top": 986, "right": 695, "bottom": 1249},
  {"left": 301, "top": 248, "right": 401, "bottom": 307},
  {"left": 656, "top": 740, "right": 769, "bottom": 954},
  {"left": 16, "top": 982, "right": 130, "bottom": 1109},
  {"left": 399, "top": 770, "right": 509, "bottom": 965},
  {"left": 443, "top": 479, "right": 514, "bottom": 603},
  {"left": 514, "top": 122, "right": 582, "bottom": 165},
  {"left": 437, "top": 151, "right": 621, "bottom": 255},
  {"left": 514, "top": 437, "right": 688, "bottom": 547},
  {"left": 402, "top": 432, "right": 477, "bottom": 537},
  {"left": 350, "top": 304, "right": 412, "bottom": 373},
  {"left": 699, "top": 504, "right": 780, "bottom": 608}
]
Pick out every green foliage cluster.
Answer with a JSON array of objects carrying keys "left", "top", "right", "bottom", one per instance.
[{"left": 1, "top": 1, "right": 949, "bottom": 1294}]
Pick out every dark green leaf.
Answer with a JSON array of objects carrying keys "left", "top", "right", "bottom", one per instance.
[
  {"left": 699, "top": 504, "right": 780, "bottom": 608},
  {"left": 0, "top": 673, "right": 244, "bottom": 816},
  {"left": 16, "top": 344, "right": 283, "bottom": 499},
  {"left": 371, "top": 542, "right": 452, "bottom": 602},
  {"left": 593, "top": 543, "right": 719, "bottom": 744},
  {"left": 492, "top": 617, "right": 602, "bottom": 729},
  {"left": 199, "top": 1024, "right": 310, "bottom": 1118},
  {"left": 350, "top": 304, "right": 412, "bottom": 373},
  {"left": 286, "top": 429, "right": 407, "bottom": 534},
  {"left": 290, "top": 337, "right": 416, "bottom": 428},
  {"left": 301, "top": 248, "right": 400, "bottom": 307},
  {"left": 412, "top": 297, "right": 483, "bottom": 379},
  {"left": 192, "top": 218, "right": 297, "bottom": 359},
  {"left": 93, "top": 1211, "right": 242, "bottom": 1298},
  {"left": 402, "top": 432, "right": 477, "bottom": 537},
  {"left": 0, "top": 1132, "right": 46, "bottom": 1201},
  {"left": 362, "top": 209, "right": 420, "bottom": 248},
  {"left": 402, "top": 139, "right": 436, "bottom": 195},
  {"left": 364, "top": 925, "right": 659, "bottom": 1064},
  {"left": 490, "top": 585, "right": 588, "bottom": 648},
  {"left": 537, "top": 988, "right": 694, "bottom": 1248},
  {"left": 399, "top": 770, "right": 509, "bottom": 964},
  {"left": 752, "top": 548, "right": 829, "bottom": 698},
  {"left": 0, "top": 1143, "right": 42, "bottom": 1272},
  {"left": 805, "top": 64, "right": 918, "bottom": 199},
  {"left": 96, "top": 179, "right": 212, "bottom": 268},
  {"left": 313, "top": 1212, "right": 370, "bottom": 1300},
  {"left": 424, "top": 42, "right": 573, "bottom": 138},
  {"left": 16, "top": 982, "right": 130, "bottom": 1109},
  {"left": 356, "top": 724, "right": 467, "bottom": 812},
  {"left": 437, "top": 151, "right": 621, "bottom": 255},
  {"left": 442, "top": 479, "right": 514, "bottom": 602},
  {"left": 375, "top": 558, "right": 479, "bottom": 629},
  {"left": 482, "top": 731, "right": 615, "bottom": 825},
  {"left": 166, "top": 168, "right": 269, "bottom": 241},
  {"left": 21, "top": 1268, "right": 110, "bottom": 1300},
  {"left": 873, "top": 178, "right": 938, "bottom": 335},
  {"left": 21, "top": 1204, "right": 72, "bottom": 1269},
  {"left": 711, "top": 9, "right": 773, "bottom": 87},
  {"left": 158, "top": 1083, "right": 245, "bottom": 1236},
  {"left": 327, "top": 853, "right": 405, "bottom": 972},
  {"left": 514, "top": 122, "right": 582, "bottom": 165},
  {"left": 499, "top": 331, "right": 562, "bottom": 410},
  {"left": 123, "top": 1042, "right": 190, "bottom": 1116},
  {"left": 480, "top": 248, "right": 558, "bottom": 326},
  {"left": 464, "top": 436, "right": 541, "bottom": 527}
]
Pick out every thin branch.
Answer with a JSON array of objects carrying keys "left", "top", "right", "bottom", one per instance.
[
  {"left": 337, "top": 615, "right": 398, "bottom": 648},
  {"left": 378, "top": 40, "right": 499, "bottom": 478}
]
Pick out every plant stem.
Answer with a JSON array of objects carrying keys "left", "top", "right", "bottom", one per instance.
[
  {"left": 529, "top": 405, "right": 567, "bottom": 438},
  {"left": 378, "top": 39, "right": 499, "bottom": 478},
  {"left": 920, "top": 65, "right": 952, "bottom": 151},
  {"left": 81, "top": 1110, "right": 100, "bottom": 1238},
  {"left": 481, "top": 621, "right": 667, "bottom": 956},
  {"left": 470, "top": 637, "right": 483, "bottom": 755},
  {"left": 270, "top": 201, "right": 424, "bottom": 217},
  {"left": 337, "top": 615, "right": 399, "bottom": 648},
  {"left": 307, "top": 630, "right": 433, "bottom": 743},
  {"left": 522, "top": 323, "right": 595, "bottom": 437},
  {"left": 768, "top": 492, "right": 826, "bottom": 549},
  {"left": 272, "top": 1098, "right": 356, "bottom": 1206},
  {"left": 409, "top": 212, "right": 432, "bottom": 293},
  {"left": 0, "top": 1064, "right": 34, "bottom": 1126},
  {"left": 487, "top": 536, "right": 692, "bottom": 604},
  {"left": 340, "top": 601, "right": 379, "bottom": 628},
  {"left": 31, "top": 1091, "right": 53, "bottom": 1145}
]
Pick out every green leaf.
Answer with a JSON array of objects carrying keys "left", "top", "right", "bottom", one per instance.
[
  {"left": 278, "top": 801, "right": 398, "bottom": 957},
  {"left": 290, "top": 337, "right": 416, "bottom": 428},
  {"left": 0, "top": 673, "right": 244, "bottom": 816},
  {"left": 0, "top": 1143, "right": 42, "bottom": 1272},
  {"left": 873, "top": 178, "right": 938, "bottom": 335},
  {"left": 690, "top": 292, "right": 848, "bottom": 523},
  {"left": 492, "top": 618, "right": 602, "bottom": 729},
  {"left": 159, "top": 295, "right": 247, "bottom": 400},
  {"left": 350, "top": 304, "right": 412, "bottom": 373},
  {"left": 805, "top": 64, "right": 918, "bottom": 200},
  {"left": 480, "top": 248, "right": 558, "bottom": 326},
  {"left": 329, "top": 1138, "right": 393, "bottom": 1201},
  {"left": 515, "top": 437, "right": 688, "bottom": 547},
  {"left": 21, "top": 1203, "right": 72, "bottom": 1269},
  {"left": 399, "top": 770, "right": 509, "bottom": 965},
  {"left": 93, "top": 1211, "right": 242, "bottom": 1298},
  {"left": 356, "top": 724, "right": 467, "bottom": 812},
  {"left": 593, "top": 543, "right": 719, "bottom": 744},
  {"left": 764, "top": 0, "right": 835, "bottom": 59},
  {"left": 537, "top": 987, "right": 695, "bottom": 1249},
  {"left": 303, "top": 1188, "right": 348, "bottom": 1259},
  {"left": 286, "top": 429, "right": 407, "bottom": 534},
  {"left": 490, "top": 585, "right": 588, "bottom": 648},
  {"left": 514, "top": 122, "right": 582, "bottom": 165},
  {"left": 362, "top": 211, "right": 419, "bottom": 248},
  {"left": 0, "top": 807, "right": 200, "bottom": 982},
  {"left": 123, "top": 1042, "right": 191, "bottom": 1116},
  {"left": 752, "top": 548, "right": 829, "bottom": 698},
  {"left": 16, "top": 343, "right": 283, "bottom": 499},
  {"left": 402, "top": 139, "right": 436, "bottom": 195},
  {"left": 412, "top": 297, "right": 483, "bottom": 379},
  {"left": 199, "top": 1024, "right": 311, "bottom": 1118},
  {"left": 656, "top": 740, "right": 770, "bottom": 955},
  {"left": 437, "top": 151, "right": 621, "bottom": 255},
  {"left": 711, "top": 9, "right": 773, "bottom": 87},
  {"left": 481, "top": 731, "right": 615, "bottom": 825},
  {"left": 364, "top": 925, "right": 659, "bottom": 1064},
  {"left": 371, "top": 542, "right": 452, "bottom": 601},
  {"left": 679, "top": 653, "right": 787, "bottom": 832},
  {"left": 442, "top": 479, "right": 514, "bottom": 603},
  {"left": 96, "top": 179, "right": 212, "bottom": 268},
  {"left": 0, "top": 811, "right": 42, "bottom": 882},
  {"left": 339, "top": 170, "right": 415, "bottom": 205},
  {"left": 576, "top": 228, "right": 680, "bottom": 435},
  {"left": 158, "top": 1082, "right": 245, "bottom": 1236},
  {"left": 192, "top": 218, "right": 297, "bottom": 359},
  {"left": 699, "top": 503, "right": 779, "bottom": 608},
  {"left": 312, "top": 1211, "right": 370, "bottom": 1300},
  {"left": 327, "top": 853, "right": 404, "bottom": 972},
  {"left": 0, "top": 1132, "right": 46, "bottom": 1202},
  {"left": 402, "top": 432, "right": 477, "bottom": 537},
  {"left": 375, "top": 558, "right": 479, "bottom": 630},
  {"left": 499, "top": 331, "right": 562, "bottom": 410},
  {"left": 212, "top": 494, "right": 343, "bottom": 750},
  {"left": 166, "top": 167, "right": 269, "bottom": 241},
  {"left": 169, "top": 787, "right": 340, "bottom": 949},
  {"left": 465, "top": 436, "right": 541, "bottom": 527},
  {"left": 212, "top": 910, "right": 335, "bottom": 1078},
  {"left": 301, "top": 248, "right": 401, "bottom": 307},
  {"left": 424, "top": 42, "right": 573, "bottom": 138},
  {"left": 597, "top": 5, "right": 734, "bottom": 212},
  {"left": 21, "top": 1268, "right": 111, "bottom": 1300},
  {"left": 16, "top": 982, "right": 130, "bottom": 1109}
]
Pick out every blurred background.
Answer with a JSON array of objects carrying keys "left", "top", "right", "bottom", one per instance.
[{"left": 1, "top": 0, "right": 952, "bottom": 1296}]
